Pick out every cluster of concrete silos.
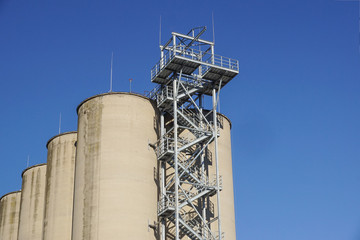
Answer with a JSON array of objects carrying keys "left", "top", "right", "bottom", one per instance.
[{"left": 0, "top": 92, "right": 235, "bottom": 240}]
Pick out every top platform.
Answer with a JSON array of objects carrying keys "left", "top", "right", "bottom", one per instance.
[{"left": 151, "top": 27, "right": 239, "bottom": 94}]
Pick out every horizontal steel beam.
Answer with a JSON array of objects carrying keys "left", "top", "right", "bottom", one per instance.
[
  {"left": 178, "top": 135, "right": 210, "bottom": 152},
  {"left": 171, "top": 32, "right": 214, "bottom": 46}
]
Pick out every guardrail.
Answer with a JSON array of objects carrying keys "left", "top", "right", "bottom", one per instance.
[
  {"left": 158, "top": 194, "right": 175, "bottom": 214},
  {"left": 155, "top": 137, "right": 175, "bottom": 159},
  {"left": 151, "top": 47, "right": 239, "bottom": 80}
]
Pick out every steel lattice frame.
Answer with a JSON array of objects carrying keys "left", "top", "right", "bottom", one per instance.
[{"left": 149, "top": 27, "right": 239, "bottom": 240}]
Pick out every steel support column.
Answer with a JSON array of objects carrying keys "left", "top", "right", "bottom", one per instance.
[
  {"left": 212, "top": 88, "right": 222, "bottom": 239},
  {"left": 173, "top": 79, "right": 179, "bottom": 240},
  {"left": 160, "top": 113, "right": 166, "bottom": 240}
]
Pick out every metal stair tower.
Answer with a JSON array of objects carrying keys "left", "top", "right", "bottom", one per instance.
[{"left": 149, "top": 27, "right": 239, "bottom": 240}]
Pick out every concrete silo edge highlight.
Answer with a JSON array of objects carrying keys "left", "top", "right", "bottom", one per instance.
[
  {"left": 218, "top": 113, "right": 232, "bottom": 129},
  {"left": 46, "top": 131, "right": 77, "bottom": 149},
  {"left": 76, "top": 92, "right": 154, "bottom": 115},
  {"left": 0, "top": 190, "right": 21, "bottom": 202},
  {"left": 21, "top": 163, "right": 47, "bottom": 178}
]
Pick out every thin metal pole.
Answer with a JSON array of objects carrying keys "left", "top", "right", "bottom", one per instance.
[
  {"left": 161, "top": 51, "right": 164, "bottom": 68},
  {"left": 109, "top": 52, "right": 113, "bottom": 92},
  {"left": 159, "top": 15, "right": 162, "bottom": 47},
  {"left": 160, "top": 113, "right": 166, "bottom": 240},
  {"left": 173, "top": 79, "right": 179, "bottom": 240},
  {"left": 212, "top": 88, "right": 222, "bottom": 238},
  {"left": 212, "top": 11, "right": 215, "bottom": 44},
  {"left": 199, "top": 94, "right": 207, "bottom": 237},
  {"left": 211, "top": 45, "right": 215, "bottom": 65},
  {"left": 58, "top": 112, "right": 61, "bottom": 134},
  {"left": 173, "top": 34, "right": 176, "bottom": 56},
  {"left": 218, "top": 97, "right": 220, "bottom": 113},
  {"left": 129, "top": 78, "right": 133, "bottom": 93}
]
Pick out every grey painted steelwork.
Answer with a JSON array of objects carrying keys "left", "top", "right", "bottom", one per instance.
[{"left": 150, "top": 27, "right": 239, "bottom": 240}]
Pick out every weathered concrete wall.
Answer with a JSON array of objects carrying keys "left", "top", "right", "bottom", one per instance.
[
  {"left": 209, "top": 113, "right": 236, "bottom": 240},
  {"left": 43, "top": 132, "right": 77, "bottom": 240},
  {"left": 0, "top": 191, "right": 21, "bottom": 240},
  {"left": 18, "top": 164, "right": 47, "bottom": 240},
  {"left": 72, "top": 92, "right": 159, "bottom": 240}
]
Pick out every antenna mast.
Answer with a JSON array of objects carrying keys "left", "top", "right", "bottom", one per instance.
[
  {"left": 109, "top": 52, "right": 114, "bottom": 92},
  {"left": 159, "top": 15, "right": 162, "bottom": 47},
  {"left": 129, "top": 78, "right": 133, "bottom": 93},
  {"left": 212, "top": 11, "right": 215, "bottom": 44},
  {"left": 58, "top": 112, "right": 61, "bottom": 134}
]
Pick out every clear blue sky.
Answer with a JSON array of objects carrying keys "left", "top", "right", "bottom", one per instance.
[{"left": 0, "top": 0, "right": 359, "bottom": 239}]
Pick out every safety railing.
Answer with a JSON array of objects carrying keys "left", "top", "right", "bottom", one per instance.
[
  {"left": 155, "top": 134, "right": 193, "bottom": 160},
  {"left": 151, "top": 46, "right": 239, "bottom": 80},
  {"left": 155, "top": 137, "right": 175, "bottom": 160},
  {"left": 145, "top": 84, "right": 161, "bottom": 100},
  {"left": 203, "top": 229, "right": 223, "bottom": 240},
  {"left": 156, "top": 85, "right": 174, "bottom": 107},
  {"left": 179, "top": 74, "right": 204, "bottom": 88},
  {"left": 211, "top": 175, "right": 223, "bottom": 190},
  {"left": 215, "top": 231, "right": 225, "bottom": 240},
  {"left": 180, "top": 210, "right": 220, "bottom": 240},
  {"left": 151, "top": 50, "right": 175, "bottom": 80},
  {"left": 158, "top": 194, "right": 175, "bottom": 215},
  {"left": 179, "top": 107, "right": 202, "bottom": 128},
  {"left": 202, "top": 53, "right": 239, "bottom": 73},
  {"left": 177, "top": 161, "right": 210, "bottom": 187}
]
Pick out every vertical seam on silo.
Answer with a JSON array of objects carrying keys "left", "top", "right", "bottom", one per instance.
[{"left": 96, "top": 98, "right": 102, "bottom": 240}]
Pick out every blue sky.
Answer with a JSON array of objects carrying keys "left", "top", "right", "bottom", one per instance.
[{"left": 0, "top": 0, "right": 359, "bottom": 239}]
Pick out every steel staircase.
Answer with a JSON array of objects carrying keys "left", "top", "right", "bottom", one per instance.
[{"left": 151, "top": 27, "right": 238, "bottom": 240}]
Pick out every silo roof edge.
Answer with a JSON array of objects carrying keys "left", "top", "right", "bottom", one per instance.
[
  {"left": 76, "top": 92, "right": 154, "bottom": 115},
  {"left": 0, "top": 190, "right": 21, "bottom": 202},
  {"left": 217, "top": 113, "right": 232, "bottom": 129},
  {"left": 46, "top": 131, "right": 77, "bottom": 149},
  {"left": 21, "top": 163, "right": 47, "bottom": 178}
]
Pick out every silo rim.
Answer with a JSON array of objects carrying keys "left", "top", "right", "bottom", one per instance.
[
  {"left": 201, "top": 109, "right": 232, "bottom": 129},
  {"left": 21, "top": 163, "right": 47, "bottom": 178},
  {"left": 0, "top": 190, "right": 21, "bottom": 202},
  {"left": 217, "top": 112, "right": 232, "bottom": 129},
  {"left": 46, "top": 131, "right": 77, "bottom": 149},
  {"left": 76, "top": 92, "right": 154, "bottom": 115}
]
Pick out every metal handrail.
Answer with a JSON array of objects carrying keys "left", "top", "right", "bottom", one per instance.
[
  {"left": 151, "top": 47, "right": 239, "bottom": 80},
  {"left": 155, "top": 137, "right": 175, "bottom": 158},
  {"left": 145, "top": 84, "right": 161, "bottom": 100},
  {"left": 156, "top": 85, "right": 174, "bottom": 106},
  {"left": 157, "top": 194, "right": 175, "bottom": 214},
  {"left": 155, "top": 135, "right": 192, "bottom": 159},
  {"left": 216, "top": 231, "right": 225, "bottom": 240},
  {"left": 180, "top": 107, "right": 201, "bottom": 128}
]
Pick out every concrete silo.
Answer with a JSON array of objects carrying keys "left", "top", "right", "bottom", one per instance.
[
  {"left": 17, "top": 163, "right": 47, "bottom": 240},
  {"left": 0, "top": 191, "right": 21, "bottom": 240},
  {"left": 43, "top": 132, "right": 77, "bottom": 240},
  {"left": 72, "top": 92, "right": 159, "bottom": 240},
  {"left": 208, "top": 113, "right": 236, "bottom": 240}
]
